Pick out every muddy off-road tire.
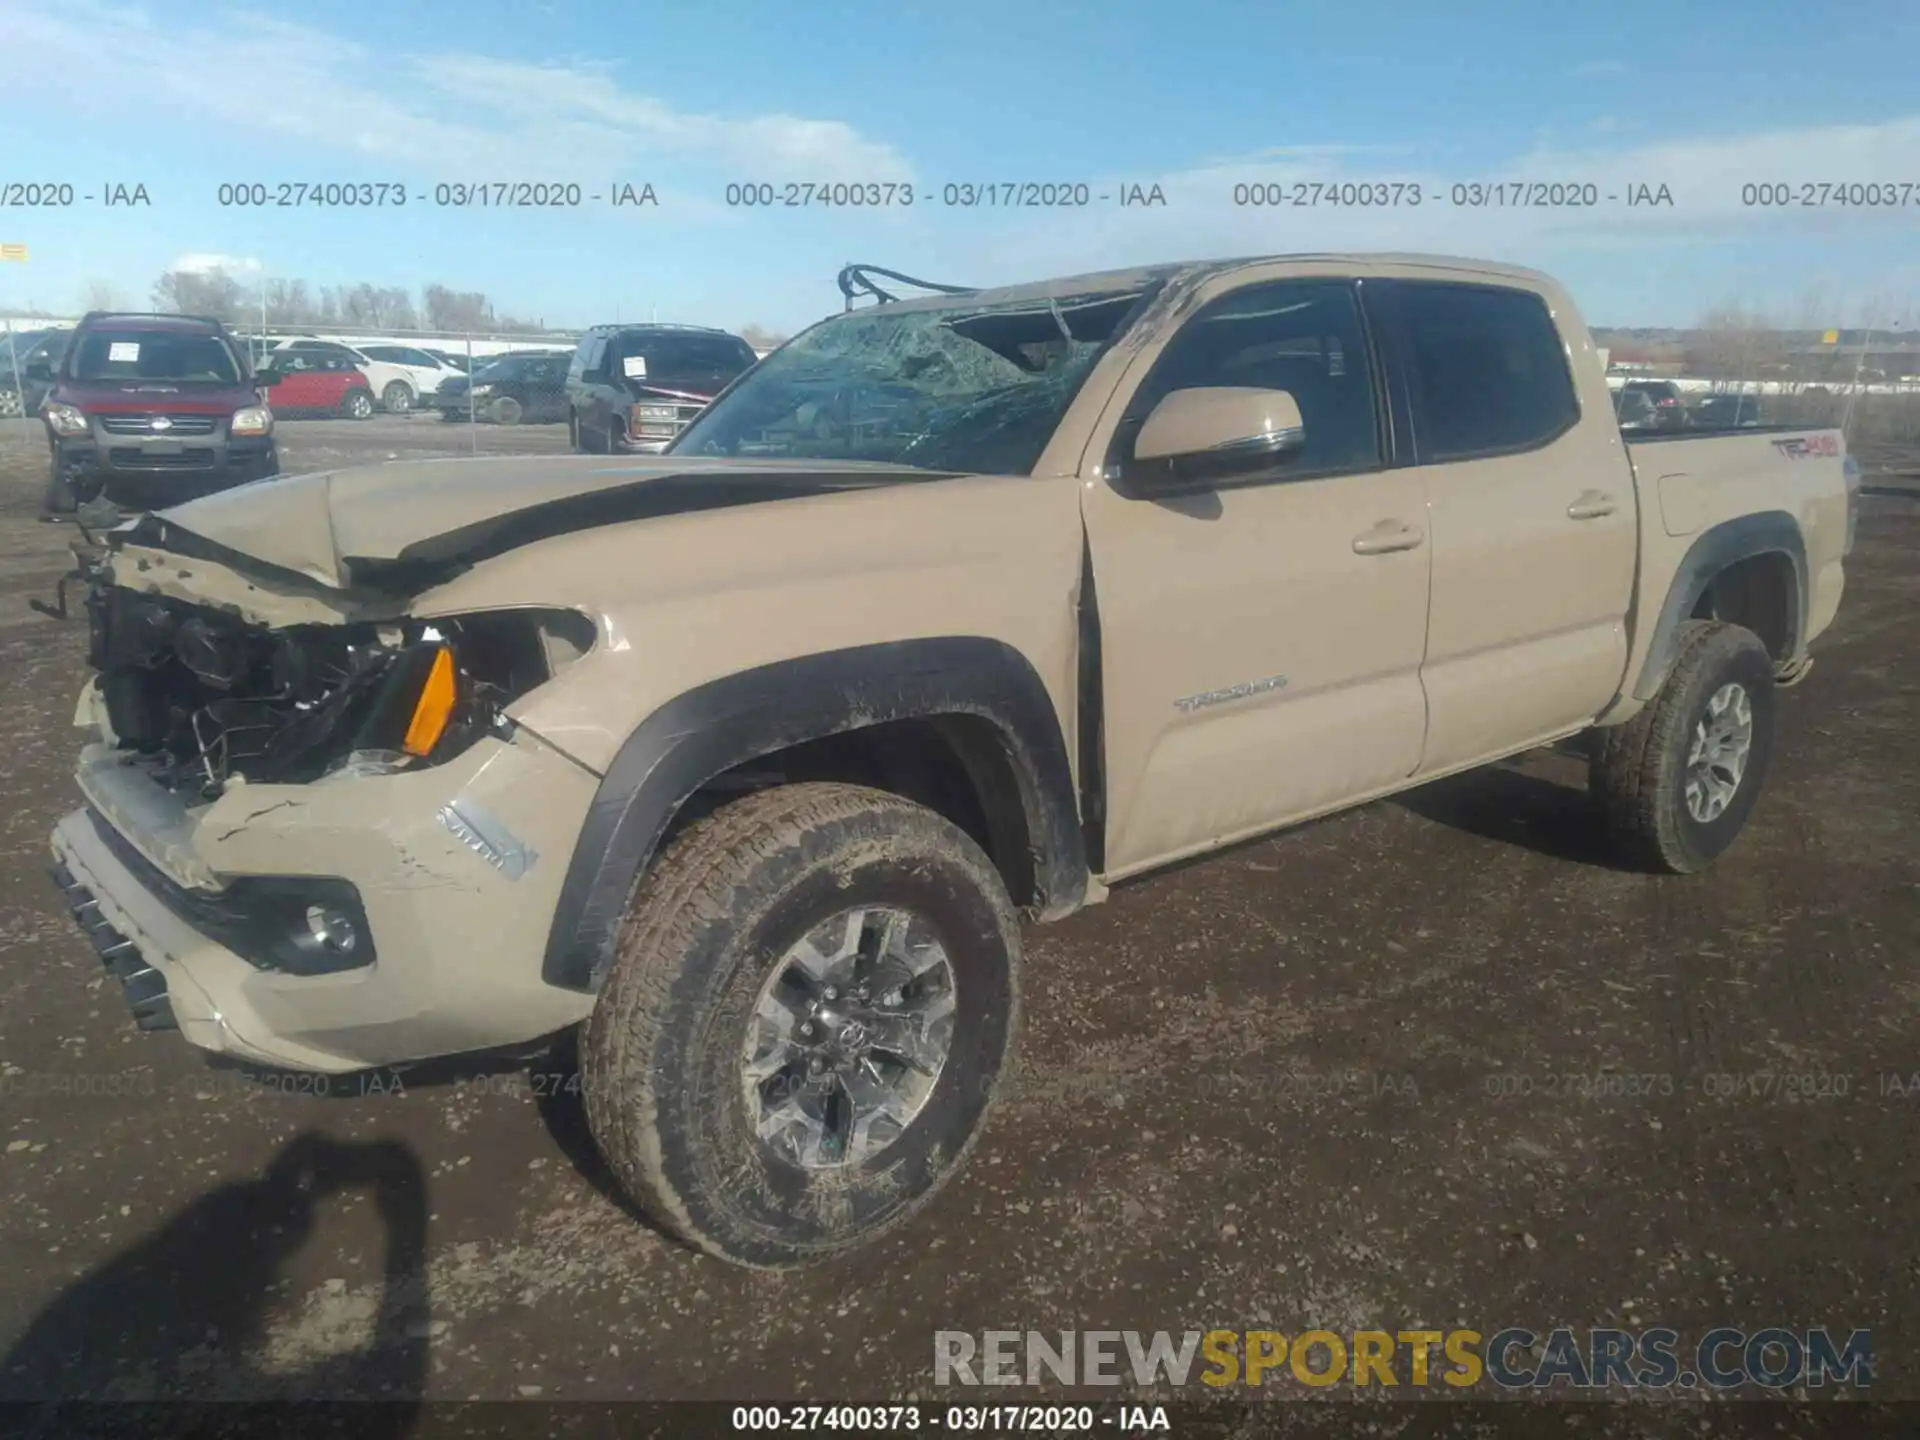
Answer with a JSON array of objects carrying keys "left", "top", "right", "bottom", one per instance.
[
  {"left": 581, "top": 782, "right": 1021, "bottom": 1269},
  {"left": 1591, "top": 620, "right": 1777, "bottom": 874}
]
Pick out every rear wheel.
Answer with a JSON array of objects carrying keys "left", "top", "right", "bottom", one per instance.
[
  {"left": 606, "top": 415, "right": 626, "bottom": 453},
  {"left": 581, "top": 783, "right": 1021, "bottom": 1269},
  {"left": 381, "top": 381, "right": 413, "bottom": 414},
  {"left": 567, "top": 410, "right": 581, "bottom": 450},
  {"left": 1591, "top": 620, "right": 1777, "bottom": 873},
  {"left": 0, "top": 388, "right": 21, "bottom": 419}
]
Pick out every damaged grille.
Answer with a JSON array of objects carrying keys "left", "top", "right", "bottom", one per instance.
[{"left": 86, "top": 585, "right": 587, "bottom": 798}]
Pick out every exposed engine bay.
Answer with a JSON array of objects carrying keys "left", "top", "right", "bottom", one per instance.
[{"left": 83, "top": 576, "right": 593, "bottom": 800}]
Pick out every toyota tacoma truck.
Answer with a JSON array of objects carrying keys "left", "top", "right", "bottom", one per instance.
[{"left": 44, "top": 254, "right": 1856, "bottom": 1269}]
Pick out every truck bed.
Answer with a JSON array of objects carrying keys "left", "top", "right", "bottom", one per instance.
[{"left": 1621, "top": 424, "right": 1853, "bottom": 675}]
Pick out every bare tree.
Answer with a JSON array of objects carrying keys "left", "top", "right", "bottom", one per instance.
[
  {"left": 738, "top": 324, "right": 790, "bottom": 351},
  {"left": 147, "top": 268, "right": 552, "bottom": 337},
  {"left": 258, "top": 278, "right": 321, "bottom": 326},
  {"left": 81, "top": 278, "right": 126, "bottom": 312},
  {"left": 1684, "top": 301, "right": 1790, "bottom": 388},
  {"left": 336, "top": 283, "right": 419, "bottom": 330},
  {"left": 422, "top": 284, "right": 492, "bottom": 332},
  {"left": 152, "top": 268, "right": 249, "bottom": 323}
]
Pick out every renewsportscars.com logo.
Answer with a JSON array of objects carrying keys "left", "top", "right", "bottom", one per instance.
[{"left": 934, "top": 1327, "right": 1873, "bottom": 1391}]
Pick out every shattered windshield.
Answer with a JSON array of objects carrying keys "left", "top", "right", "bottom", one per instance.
[{"left": 670, "top": 285, "right": 1157, "bottom": 475}]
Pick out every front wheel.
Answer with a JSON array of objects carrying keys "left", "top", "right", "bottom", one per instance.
[
  {"left": 343, "top": 390, "right": 375, "bottom": 420},
  {"left": 581, "top": 783, "right": 1021, "bottom": 1269},
  {"left": 1590, "top": 620, "right": 1778, "bottom": 873},
  {"left": 490, "top": 395, "right": 523, "bottom": 426},
  {"left": 381, "top": 381, "right": 413, "bottom": 414},
  {"left": 41, "top": 455, "right": 79, "bottom": 519}
]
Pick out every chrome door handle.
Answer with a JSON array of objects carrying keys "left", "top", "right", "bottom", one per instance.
[
  {"left": 1351, "top": 520, "right": 1426, "bottom": 555},
  {"left": 1567, "top": 489, "right": 1618, "bottom": 520}
]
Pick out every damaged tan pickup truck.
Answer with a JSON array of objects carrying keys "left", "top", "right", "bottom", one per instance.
[{"left": 47, "top": 255, "right": 1857, "bottom": 1268}]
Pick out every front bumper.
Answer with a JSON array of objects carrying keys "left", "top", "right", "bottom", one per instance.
[
  {"left": 615, "top": 433, "right": 673, "bottom": 455},
  {"left": 48, "top": 730, "right": 602, "bottom": 1073},
  {"left": 54, "top": 427, "right": 278, "bottom": 508},
  {"left": 50, "top": 858, "right": 179, "bottom": 1033}
]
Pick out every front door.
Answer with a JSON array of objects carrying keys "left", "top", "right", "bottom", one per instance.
[{"left": 1080, "top": 271, "right": 1434, "bottom": 877}]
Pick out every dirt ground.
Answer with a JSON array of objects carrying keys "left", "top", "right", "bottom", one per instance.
[{"left": 0, "top": 413, "right": 1914, "bottom": 1417}]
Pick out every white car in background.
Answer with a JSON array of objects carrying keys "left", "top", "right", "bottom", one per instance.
[{"left": 268, "top": 339, "right": 458, "bottom": 414}]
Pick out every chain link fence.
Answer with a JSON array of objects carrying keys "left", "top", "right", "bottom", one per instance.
[{"left": 233, "top": 326, "right": 582, "bottom": 458}]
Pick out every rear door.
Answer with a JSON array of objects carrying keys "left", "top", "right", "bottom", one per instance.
[
  {"left": 1080, "top": 268, "right": 1434, "bottom": 875},
  {"left": 524, "top": 356, "right": 569, "bottom": 418},
  {"left": 1367, "top": 277, "right": 1637, "bottom": 773},
  {"left": 383, "top": 345, "right": 452, "bottom": 395}
]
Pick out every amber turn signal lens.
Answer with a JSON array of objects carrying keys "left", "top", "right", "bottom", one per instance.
[{"left": 401, "top": 646, "right": 457, "bottom": 757}]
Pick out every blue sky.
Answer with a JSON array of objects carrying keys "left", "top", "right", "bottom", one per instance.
[{"left": 2, "top": 0, "right": 1918, "bottom": 333}]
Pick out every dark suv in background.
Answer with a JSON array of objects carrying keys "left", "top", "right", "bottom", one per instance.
[
  {"left": 1617, "top": 378, "right": 1690, "bottom": 431},
  {"left": 38, "top": 312, "right": 279, "bottom": 518},
  {"left": 436, "top": 350, "right": 571, "bottom": 424},
  {"left": 565, "top": 323, "right": 758, "bottom": 453}
]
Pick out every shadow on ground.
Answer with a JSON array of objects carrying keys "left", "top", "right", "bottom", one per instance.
[
  {"left": 1394, "top": 753, "right": 1639, "bottom": 872},
  {"left": 0, "top": 1131, "right": 429, "bottom": 1423}
]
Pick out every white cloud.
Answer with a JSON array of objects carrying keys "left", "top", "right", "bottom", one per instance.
[
  {"left": 2, "top": 2, "right": 911, "bottom": 184},
  {"left": 172, "top": 252, "right": 261, "bottom": 274}
]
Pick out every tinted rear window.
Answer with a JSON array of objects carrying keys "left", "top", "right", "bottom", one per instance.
[
  {"left": 71, "top": 329, "right": 241, "bottom": 383},
  {"left": 1388, "top": 282, "right": 1579, "bottom": 460}
]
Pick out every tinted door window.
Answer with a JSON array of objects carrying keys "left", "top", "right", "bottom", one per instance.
[
  {"left": 1115, "top": 280, "right": 1381, "bottom": 479},
  {"left": 1388, "top": 282, "right": 1578, "bottom": 461}
]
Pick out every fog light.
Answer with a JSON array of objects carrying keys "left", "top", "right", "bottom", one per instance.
[{"left": 303, "top": 904, "right": 360, "bottom": 956}]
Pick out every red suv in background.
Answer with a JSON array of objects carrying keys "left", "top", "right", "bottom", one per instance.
[{"left": 37, "top": 312, "right": 279, "bottom": 519}]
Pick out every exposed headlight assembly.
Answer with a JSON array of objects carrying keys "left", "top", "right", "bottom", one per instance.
[{"left": 329, "top": 607, "right": 600, "bottom": 777}]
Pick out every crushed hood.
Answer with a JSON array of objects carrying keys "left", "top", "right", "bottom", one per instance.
[{"left": 126, "top": 454, "right": 958, "bottom": 595}]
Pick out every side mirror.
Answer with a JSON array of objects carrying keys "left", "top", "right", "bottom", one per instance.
[
  {"left": 1128, "top": 386, "right": 1307, "bottom": 492},
  {"left": 254, "top": 368, "right": 282, "bottom": 387},
  {"left": 23, "top": 359, "right": 53, "bottom": 381}
]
